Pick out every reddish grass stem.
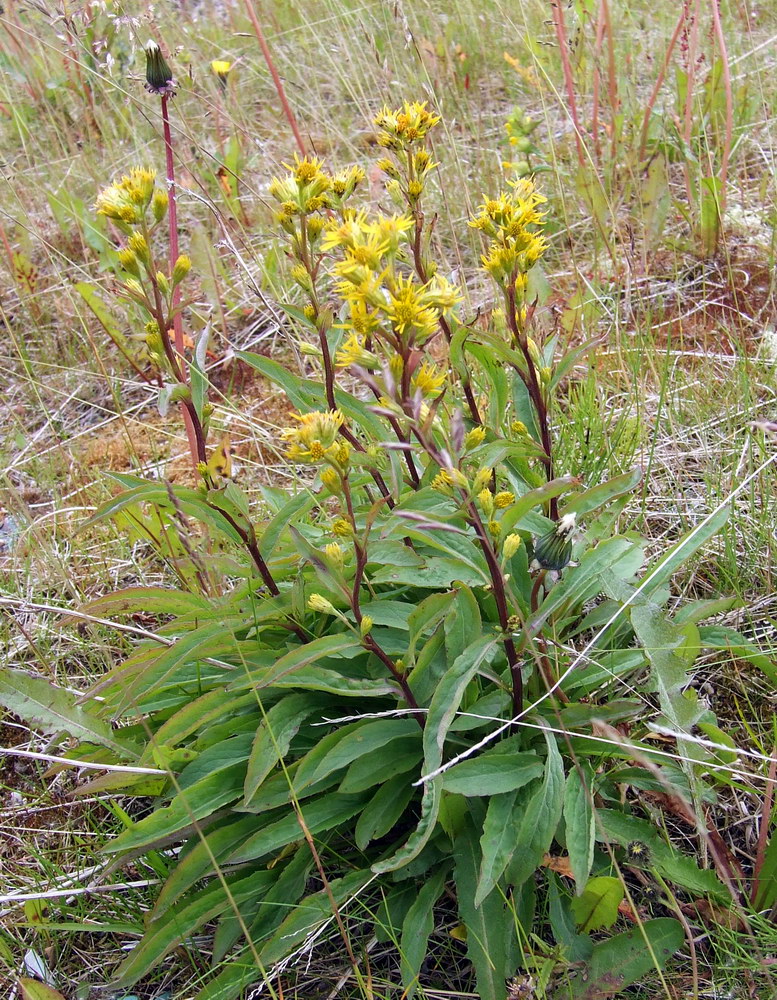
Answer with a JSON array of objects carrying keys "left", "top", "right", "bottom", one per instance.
[
  {"left": 243, "top": 0, "right": 306, "bottom": 157},
  {"left": 638, "top": 5, "right": 687, "bottom": 161},
  {"left": 710, "top": 0, "right": 733, "bottom": 212},
  {"left": 549, "top": 0, "right": 585, "bottom": 168}
]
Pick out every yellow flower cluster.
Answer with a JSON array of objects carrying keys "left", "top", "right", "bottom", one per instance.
[
  {"left": 374, "top": 101, "right": 440, "bottom": 150},
  {"left": 469, "top": 178, "right": 547, "bottom": 285},
  {"left": 269, "top": 156, "right": 364, "bottom": 229},
  {"left": 95, "top": 168, "right": 162, "bottom": 225},
  {"left": 281, "top": 410, "right": 349, "bottom": 466}
]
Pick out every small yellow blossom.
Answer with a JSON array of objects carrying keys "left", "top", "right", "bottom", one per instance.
[
  {"left": 211, "top": 60, "right": 232, "bottom": 90},
  {"left": 320, "top": 467, "right": 341, "bottom": 493},
  {"left": 494, "top": 491, "right": 515, "bottom": 509},
  {"left": 172, "top": 254, "right": 191, "bottom": 285},
  {"left": 95, "top": 167, "right": 156, "bottom": 224},
  {"left": 374, "top": 101, "right": 441, "bottom": 150},
  {"left": 332, "top": 518, "right": 353, "bottom": 537},
  {"left": 282, "top": 410, "right": 344, "bottom": 464},
  {"left": 335, "top": 333, "right": 380, "bottom": 369},
  {"left": 411, "top": 362, "right": 446, "bottom": 398},
  {"left": 385, "top": 275, "right": 439, "bottom": 339}
]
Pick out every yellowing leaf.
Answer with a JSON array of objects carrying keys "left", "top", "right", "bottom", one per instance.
[{"left": 18, "top": 980, "right": 67, "bottom": 1000}]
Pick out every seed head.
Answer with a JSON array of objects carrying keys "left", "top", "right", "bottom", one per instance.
[{"left": 145, "top": 40, "right": 177, "bottom": 96}]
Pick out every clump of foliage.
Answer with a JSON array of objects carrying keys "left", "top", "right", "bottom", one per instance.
[{"left": 2, "top": 99, "right": 756, "bottom": 999}]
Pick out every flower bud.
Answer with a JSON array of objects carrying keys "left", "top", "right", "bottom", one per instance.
[
  {"left": 172, "top": 254, "right": 192, "bottom": 285},
  {"left": 117, "top": 247, "right": 140, "bottom": 276},
  {"left": 473, "top": 467, "right": 492, "bottom": 492},
  {"left": 156, "top": 271, "right": 170, "bottom": 295},
  {"left": 359, "top": 616, "right": 374, "bottom": 637},
  {"left": 308, "top": 593, "right": 335, "bottom": 614},
  {"left": 128, "top": 232, "right": 151, "bottom": 265},
  {"left": 324, "top": 543, "right": 345, "bottom": 570},
  {"left": 503, "top": 533, "right": 522, "bottom": 560},
  {"left": 152, "top": 189, "right": 169, "bottom": 222},
  {"left": 465, "top": 426, "right": 486, "bottom": 449},
  {"left": 320, "top": 467, "right": 341, "bottom": 493}
]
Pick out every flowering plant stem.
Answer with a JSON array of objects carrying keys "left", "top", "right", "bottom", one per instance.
[{"left": 160, "top": 94, "right": 200, "bottom": 469}]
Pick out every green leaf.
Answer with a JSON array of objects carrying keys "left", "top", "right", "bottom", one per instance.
[
  {"left": 454, "top": 817, "right": 519, "bottom": 1000},
  {"left": 640, "top": 505, "right": 730, "bottom": 599},
  {"left": 596, "top": 809, "right": 728, "bottom": 898},
  {"left": 570, "top": 876, "right": 624, "bottom": 932},
  {"left": 505, "top": 732, "right": 564, "bottom": 889},
  {"left": 81, "top": 586, "right": 211, "bottom": 619},
  {"left": 0, "top": 668, "right": 136, "bottom": 758},
  {"left": 236, "top": 634, "right": 363, "bottom": 689},
  {"left": 244, "top": 693, "right": 323, "bottom": 804},
  {"left": 259, "top": 869, "right": 374, "bottom": 966},
  {"left": 340, "top": 737, "right": 422, "bottom": 793},
  {"left": 228, "top": 793, "right": 366, "bottom": 864},
  {"left": 444, "top": 585, "right": 482, "bottom": 665},
  {"left": 371, "top": 778, "right": 442, "bottom": 872},
  {"left": 151, "top": 814, "right": 261, "bottom": 917},
  {"left": 564, "top": 766, "right": 595, "bottom": 892},
  {"left": 423, "top": 635, "right": 499, "bottom": 775},
  {"left": 565, "top": 918, "right": 684, "bottom": 999},
  {"left": 476, "top": 786, "right": 530, "bottom": 906},
  {"left": 296, "top": 718, "right": 420, "bottom": 790},
  {"left": 442, "top": 751, "right": 543, "bottom": 796},
  {"left": 696, "top": 625, "right": 777, "bottom": 685},
  {"left": 356, "top": 771, "right": 417, "bottom": 849},
  {"left": 259, "top": 490, "right": 317, "bottom": 559},
  {"left": 560, "top": 467, "right": 642, "bottom": 518},
  {"left": 400, "top": 865, "right": 449, "bottom": 998},
  {"left": 106, "top": 740, "right": 251, "bottom": 852},
  {"left": 115, "top": 869, "right": 273, "bottom": 987}
]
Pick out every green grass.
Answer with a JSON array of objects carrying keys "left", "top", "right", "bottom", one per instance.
[{"left": 1, "top": 1, "right": 777, "bottom": 997}]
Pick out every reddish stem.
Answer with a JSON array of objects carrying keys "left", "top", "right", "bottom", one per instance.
[
  {"left": 161, "top": 94, "right": 200, "bottom": 469},
  {"left": 638, "top": 5, "right": 687, "bottom": 161},
  {"left": 710, "top": 0, "right": 733, "bottom": 213},
  {"left": 549, "top": 0, "right": 586, "bottom": 168},
  {"left": 243, "top": 0, "right": 306, "bottom": 157}
]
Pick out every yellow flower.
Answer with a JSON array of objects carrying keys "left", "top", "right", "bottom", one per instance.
[
  {"left": 95, "top": 167, "right": 157, "bottom": 223},
  {"left": 411, "top": 362, "right": 446, "bottom": 397},
  {"left": 281, "top": 410, "right": 344, "bottom": 464},
  {"left": 473, "top": 468, "right": 493, "bottom": 492},
  {"left": 374, "top": 101, "right": 441, "bottom": 149},
  {"left": 340, "top": 298, "right": 380, "bottom": 338},
  {"left": 321, "top": 211, "right": 370, "bottom": 251},
  {"left": 330, "top": 165, "right": 365, "bottom": 200},
  {"left": 332, "top": 518, "right": 353, "bottom": 537},
  {"left": 385, "top": 275, "right": 439, "bottom": 339},
  {"left": 288, "top": 153, "right": 327, "bottom": 184},
  {"left": 364, "top": 213, "right": 414, "bottom": 251},
  {"left": 503, "top": 533, "right": 522, "bottom": 559},
  {"left": 494, "top": 491, "right": 515, "bottom": 509},
  {"left": 335, "top": 333, "right": 379, "bottom": 369},
  {"left": 211, "top": 59, "right": 232, "bottom": 90}
]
